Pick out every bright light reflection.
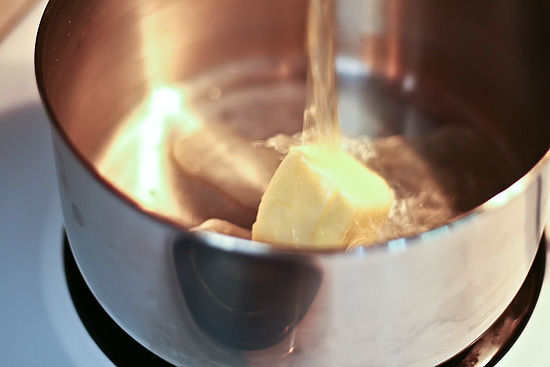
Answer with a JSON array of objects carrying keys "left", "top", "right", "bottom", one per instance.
[
  {"left": 401, "top": 74, "right": 416, "bottom": 92},
  {"left": 151, "top": 87, "right": 182, "bottom": 114},
  {"left": 97, "top": 85, "right": 202, "bottom": 225},
  {"left": 387, "top": 238, "right": 407, "bottom": 253},
  {"left": 135, "top": 86, "right": 203, "bottom": 205},
  {"left": 336, "top": 55, "right": 372, "bottom": 77},
  {"left": 486, "top": 179, "right": 525, "bottom": 210}
]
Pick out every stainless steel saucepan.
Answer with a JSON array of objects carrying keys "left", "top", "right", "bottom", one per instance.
[{"left": 35, "top": 0, "right": 550, "bottom": 366}]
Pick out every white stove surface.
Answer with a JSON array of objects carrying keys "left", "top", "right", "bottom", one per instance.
[{"left": 1, "top": 2, "right": 549, "bottom": 366}]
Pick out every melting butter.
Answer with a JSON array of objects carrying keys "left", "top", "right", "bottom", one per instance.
[{"left": 252, "top": 144, "right": 393, "bottom": 248}]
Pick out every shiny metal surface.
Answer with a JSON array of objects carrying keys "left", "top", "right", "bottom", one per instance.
[{"left": 36, "top": 0, "right": 550, "bottom": 366}]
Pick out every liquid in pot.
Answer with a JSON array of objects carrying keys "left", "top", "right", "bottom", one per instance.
[{"left": 96, "top": 56, "right": 521, "bottom": 246}]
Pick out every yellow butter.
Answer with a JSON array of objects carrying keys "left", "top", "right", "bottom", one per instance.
[{"left": 252, "top": 144, "right": 393, "bottom": 249}]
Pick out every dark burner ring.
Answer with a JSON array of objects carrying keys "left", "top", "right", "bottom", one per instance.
[
  {"left": 63, "top": 234, "right": 546, "bottom": 367},
  {"left": 63, "top": 238, "right": 174, "bottom": 366}
]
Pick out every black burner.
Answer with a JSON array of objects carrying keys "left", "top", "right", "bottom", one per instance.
[
  {"left": 63, "top": 235, "right": 546, "bottom": 367},
  {"left": 63, "top": 240, "right": 174, "bottom": 366}
]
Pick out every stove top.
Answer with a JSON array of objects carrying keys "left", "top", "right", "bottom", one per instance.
[{"left": 1, "top": 2, "right": 550, "bottom": 366}]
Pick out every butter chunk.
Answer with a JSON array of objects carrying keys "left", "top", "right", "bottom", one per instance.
[{"left": 252, "top": 144, "right": 393, "bottom": 249}]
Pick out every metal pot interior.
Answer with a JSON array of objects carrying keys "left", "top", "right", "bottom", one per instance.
[{"left": 36, "top": 0, "right": 550, "bottom": 235}]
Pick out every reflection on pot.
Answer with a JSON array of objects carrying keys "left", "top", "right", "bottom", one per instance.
[{"left": 173, "top": 233, "right": 322, "bottom": 351}]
